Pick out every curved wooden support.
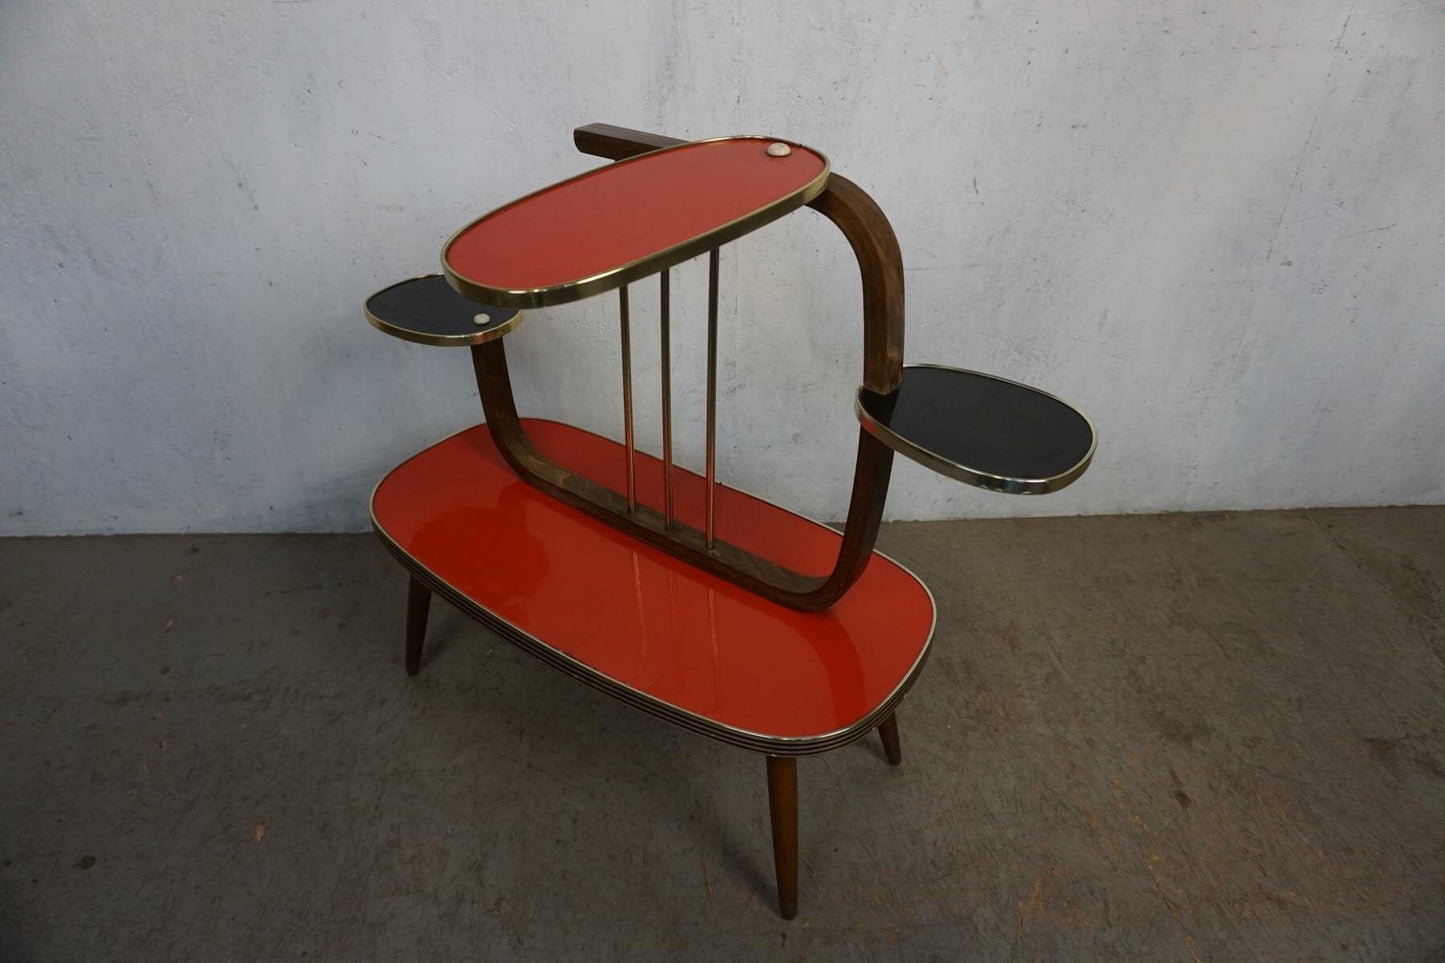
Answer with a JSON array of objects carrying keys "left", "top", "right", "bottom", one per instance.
[
  {"left": 805, "top": 174, "right": 904, "bottom": 393},
  {"left": 473, "top": 340, "right": 824, "bottom": 605},
  {"left": 478, "top": 344, "right": 893, "bottom": 609},
  {"left": 462, "top": 123, "right": 907, "bottom": 610}
]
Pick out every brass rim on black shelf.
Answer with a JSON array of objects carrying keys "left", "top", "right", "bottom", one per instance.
[
  {"left": 365, "top": 274, "right": 523, "bottom": 347},
  {"left": 855, "top": 363, "right": 1097, "bottom": 495}
]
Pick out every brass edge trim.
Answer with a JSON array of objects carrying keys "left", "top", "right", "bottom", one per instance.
[
  {"left": 854, "top": 364, "right": 1098, "bottom": 496},
  {"left": 376, "top": 531, "right": 931, "bottom": 756},
  {"left": 364, "top": 274, "right": 524, "bottom": 347},
  {"left": 373, "top": 519, "right": 935, "bottom": 756},
  {"left": 367, "top": 419, "right": 937, "bottom": 756},
  {"left": 440, "top": 136, "right": 831, "bottom": 309}
]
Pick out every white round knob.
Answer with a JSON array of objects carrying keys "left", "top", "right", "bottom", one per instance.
[
  {"left": 473, "top": 313, "right": 490, "bottom": 326},
  {"left": 766, "top": 142, "right": 792, "bottom": 157}
]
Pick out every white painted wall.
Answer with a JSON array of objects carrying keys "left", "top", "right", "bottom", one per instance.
[{"left": 2, "top": 0, "right": 1442, "bottom": 535}]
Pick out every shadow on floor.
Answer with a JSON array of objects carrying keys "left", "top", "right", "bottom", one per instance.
[{"left": 0, "top": 507, "right": 1441, "bottom": 961}]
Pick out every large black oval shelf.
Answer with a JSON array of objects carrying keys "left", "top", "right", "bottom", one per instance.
[
  {"left": 365, "top": 274, "right": 522, "bottom": 347},
  {"left": 855, "top": 365, "right": 1095, "bottom": 495}
]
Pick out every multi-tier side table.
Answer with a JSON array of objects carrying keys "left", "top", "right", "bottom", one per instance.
[{"left": 363, "top": 123, "right": 1095, "bottom": 918}]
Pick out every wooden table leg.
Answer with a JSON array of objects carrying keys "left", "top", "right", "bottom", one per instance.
[
  {"left": 405, "top": 575, "right": 431, "bottom": 676},
  {"left": 766, "top": 755, "right": 798, "bottom": 920},
  {"left": 878, "top": 711, "right": 902, "bottom": 766}
]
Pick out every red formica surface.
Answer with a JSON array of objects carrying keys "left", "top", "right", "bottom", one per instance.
[
  {"left": 371, "top": 420, "right": 934, "bottom": 743},
  {"left": 443, "top": 137, "right": 827, "bottom": 295}
]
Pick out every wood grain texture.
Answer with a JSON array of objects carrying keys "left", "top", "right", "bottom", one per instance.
[
  {"left": 404, "top": 574, "right": 430, "bottom": 676},
  {"left": 573, "top": 123, "right": 685, "bottom": 158},
  {"left": 766, "top": 755, "right": 799, "bottom": 920},
  {"left": 5, "top": 507, "right": 1444, "bottom": 953}
]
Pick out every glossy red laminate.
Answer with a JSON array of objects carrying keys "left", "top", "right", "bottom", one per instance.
[
  {"left": 442, "top": 137, "right": 827, "bottom": 306},
  {"left": 371, "top": 420, "right": 934, "bottom": 746}
]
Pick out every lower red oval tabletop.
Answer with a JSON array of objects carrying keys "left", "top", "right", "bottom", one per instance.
[{"left": 371, "top": 419, "right": 936, "bottom": 753}]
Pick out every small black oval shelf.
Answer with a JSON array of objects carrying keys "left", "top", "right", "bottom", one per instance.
[
  {"left": 855, "top": 365, "right": 1095, "bottom": 495},
  {"left": 365, "top": 275, "right": 522, "bottom": 347}
]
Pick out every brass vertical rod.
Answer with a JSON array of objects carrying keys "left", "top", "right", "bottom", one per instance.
[
  {"left": 659, "top": 269, "right": 674, "bottom": 527},
  {"left": 619, "top": 284, "right": 636, "bottom": 511},
  {"left": 705, "top": 248, "right": 719, "bottom": 548}
]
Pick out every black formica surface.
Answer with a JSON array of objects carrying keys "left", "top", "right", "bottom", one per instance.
[
  {"left": 859, "top": 366, "right": 1093, "bottom": 485},
  {"left": 366, "top": 275, "right": 520, "bottom": 345}
]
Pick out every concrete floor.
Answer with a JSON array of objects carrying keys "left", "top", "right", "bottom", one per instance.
[{"left": 1, "top": 508, "right": 1442, "bottom": 961}]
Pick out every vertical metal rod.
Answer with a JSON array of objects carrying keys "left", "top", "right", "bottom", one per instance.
[
  {"left": 705, "top": 248, "right": 720, "bottom": 548},
  {"left": 619, "top": 285, "right": 637, "bottom": 511},
  {"left": 659, "top": 269, "right": 674, "bottom": 528}
]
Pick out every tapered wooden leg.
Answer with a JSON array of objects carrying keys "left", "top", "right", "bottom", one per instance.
[
  {"left": 878, "top": 711, "right": 902, "bottom": 766},
  {"left": 405, "top": 575, "right": 431, "bottom": 676},
  {"left": 766, "top": 755, "right": 798, "bottom": 920}
]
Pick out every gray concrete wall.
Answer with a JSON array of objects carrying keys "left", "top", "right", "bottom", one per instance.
[{"left": 2, "top": 0, "right": 1442, "bottom": 535}]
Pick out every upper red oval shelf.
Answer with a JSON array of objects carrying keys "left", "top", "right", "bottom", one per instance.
[{"left": 442, "top": 137, "right": 830, "bottom": 308}]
